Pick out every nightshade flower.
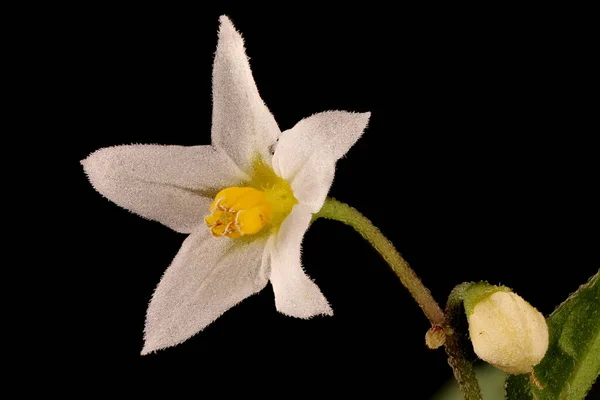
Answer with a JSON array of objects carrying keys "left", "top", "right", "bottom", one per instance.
[{"left": 82, "top": 16, "right": 370, "bottom": 354}]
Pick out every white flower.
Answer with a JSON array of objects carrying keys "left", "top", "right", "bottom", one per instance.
[{"left": 82, "top": 15, "right": 370, "bottom": 354}]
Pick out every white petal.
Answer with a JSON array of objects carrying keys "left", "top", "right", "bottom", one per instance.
[
  {"left": 288, "top": 157, "right": 335, "bottom": 215},
  {"left": 142, "top": 227, "right": 270, "bottom": 354},
  {"left": 269, "top": 204, "right": 333, "bottom": 318},
  {"left": 272, "top": 111, "right": 370, "bottom": 212},
  {"left": 82, "top": 145, "right": 246, "bottom": 233},
  {"left": 211, "top": 16, "right": 281, "bottom": 171}
]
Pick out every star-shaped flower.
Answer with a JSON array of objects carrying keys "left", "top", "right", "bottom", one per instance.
[{"left": 82, "top": 16, "right": 370, "bottom": 354}]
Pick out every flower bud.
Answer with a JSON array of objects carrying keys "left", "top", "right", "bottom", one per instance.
[
  {"left": 425, "top": 324, "right": 446, "bottom": 349},
  {"left": 464, "top": 284, "right": 549, "bottom": 374}
]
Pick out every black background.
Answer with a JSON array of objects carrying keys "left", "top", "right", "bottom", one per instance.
[{"left": 62, "top": 4, "right": 597, "bottom": 397}]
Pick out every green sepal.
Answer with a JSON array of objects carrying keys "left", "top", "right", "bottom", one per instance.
[{"left": 462, "top": 282, "right": 510, "bottom": 317}]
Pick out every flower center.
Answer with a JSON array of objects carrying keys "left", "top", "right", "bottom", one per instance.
[
  {"left": 205, "top": 158, "right": 297, "bottom": 239},
  {"left": 205, "top": 187, "right": 272, "bottom": 238}
]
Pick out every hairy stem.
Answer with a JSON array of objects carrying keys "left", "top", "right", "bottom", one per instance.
[
  {"left": 315, "top": 198, "right": 482, "bottom": 400},
  {"left": 444, "top": 283, "right": 483, "bottom": 400},
  {"left": 315, "top": 198, "right": 444, "bottom": 325}
]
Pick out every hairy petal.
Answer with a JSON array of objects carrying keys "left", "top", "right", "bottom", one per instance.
[
  {"left": 211, "top": 15, "right": 280, "bottom": 171},
  {"left": 142, "top": 228, "right": 270, "bottom": 354},
  {"left": 272, "top": 111, "right": 370, "bottom": 212},
  {"left": 82, "top": 144, "right": 245, "bottom": 233},
  {"left": 269, "top": 204, "right": 333, "bottom": 318}
]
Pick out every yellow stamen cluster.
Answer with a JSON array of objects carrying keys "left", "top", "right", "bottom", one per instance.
[
  {"left": 205, "top": 187, "right": 272, "bottom": 238},
  {"left": 205, "top": 157, "right": 298, "bottom": 239}
]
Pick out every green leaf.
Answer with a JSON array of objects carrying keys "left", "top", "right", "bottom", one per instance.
[{"left": 505, "top": 271, "right": 600, "bottom": 400}]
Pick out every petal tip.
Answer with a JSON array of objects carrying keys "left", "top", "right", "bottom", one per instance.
[
  {"left": 218, "top": 15, "right": 233, "bottom": 26},
  {"left": 141, "top": 331, "right": 167, "bottom": 356},
  {"left": 141, "top": 336, "right": 163, "bottom": 355},
  {"left": 80, "top": 147, "right": 119, "bottom": 192},
  {"left": 360, "top": 111, "right": 372, "bottom": 129},
  {"left": 352, "top": 110, "right": 371, "bottom": 126},
  {"left": 218, "top": 15, "right": 239, "bottom": 39},
  {"left": 80, "top": 148, "right": 103, "bottom": 182}
]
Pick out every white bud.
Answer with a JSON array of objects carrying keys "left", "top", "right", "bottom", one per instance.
[{"left": 467, "top": 290, "right": 549, "bottom": 374}]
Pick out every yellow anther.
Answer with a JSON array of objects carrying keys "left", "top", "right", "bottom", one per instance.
[{"left": 205, "top": 187, "right": 272, "bottom": 238}]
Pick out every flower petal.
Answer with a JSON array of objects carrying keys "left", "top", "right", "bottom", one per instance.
[
  {"left": 142, "top": 227, "right": 270, "bottom": 354},
  {"left": 211, "top": 15, "right": 281, "bottom": 171},
  {"left": 82, "top": 144, "right": 246, "bottom": 233},
  {"left": 269, "top": 204, "right": 333, "bottom": 318},
  {"left": 272, "top": 111, "right": 370, "bottom": 212}
]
